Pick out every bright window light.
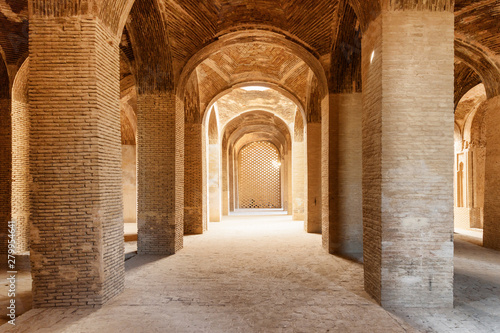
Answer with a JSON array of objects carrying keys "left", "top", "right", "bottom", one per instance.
[{"left": 241, "top": 86, "right": 270, "bottom": 92}]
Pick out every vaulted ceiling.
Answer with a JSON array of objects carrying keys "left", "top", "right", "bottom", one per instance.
[
  {"left": 196, "top": 43, "right": 311, "bottom": 113},
  {"left": 216, "top": 87, "right": 298, "bottom": 130}
]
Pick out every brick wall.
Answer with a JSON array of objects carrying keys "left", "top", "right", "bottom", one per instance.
[
  {"left": 306, "top": 123, "right": 322, "bottom": 233},
  {"left": 208, "top": 143, "right": 221, "bottom": 222},
  {"left": 221, "top": 139, "right": 229, "bottom": 215},
  {"left": 184, "top": 123, "right": 205, "bottom": 234},
  {"left": 11, "top": 60, "right": 30, "bottom": 254},
  {"left": 0, "top": 98, "right": 11, "bottom": 254},
  {"left": 29, "top": 17, "right": 124, "bottom": 307},
  {"left": 326, "top": 93, "right": 363, "bottom": 257},
  {"left": 12, "top": 99, "right": 30, "bottom": 253},
  {"left": 137, "top": 92, "right": 184, "bottom": 254},
  {"left": 306, "top": 76, "right": 323, "bottom": 233},
  {"left": 293, "top": 111, "right": 305, "bottom": 220},
  {"left": 483, "top": 96, "right": 500, "bottom": 250},
  {"left": 362, "top": 11, "right": 454, "bottom": 308},
  {"left": 362, "top": 15, "right": 383, "bottom": 303}
]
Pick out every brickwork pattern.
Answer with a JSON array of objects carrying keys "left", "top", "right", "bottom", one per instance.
[
  {"left": 306, "top": 123, "right": 322, "bottom": 233},
  {"left": 321, "top": 93, "right": 330, "bottom": 249},
  {"left": 29, "top": 17, "right": 124, "bottom": 307},
  {"left": 326, "top": 93, "right": 363, "bottom": 257},
  {"left": 11, "top": 60, "right": 30, "bottom": 254},
  {"left": 12, "top": 100, "right": 30, "bottom": 253},
  {"left": 137, "top": 92, "right": 184, "bottom": 254},
  {"left": 293, "top": 110, "right": 305, "bottom": 220},
  {"left": 208, "top": 144, "right": 221, "bottom": 222},
  {"left": 292, "top": 141, "right": 305, "bottom": 220},
  {"left": 362, "top": 11, "right": 454, "bottom": 308},
  {"left": 483, "top": 96, "right": 500, "bottom": 250},
  {"left": 221, "top": 140, "right": 229, "bottom": 215},
  {"left": 0, "top": 99, "right": 11, "bottom": 254},
  {"left": 184, "top": 124, "right": 206, "bottom": 234},
  {"left": 238, "top": 141, "right": 281, "bottom": 209},
  {"left": 362, "top": 17, "right": 383, "bottom": 303}
]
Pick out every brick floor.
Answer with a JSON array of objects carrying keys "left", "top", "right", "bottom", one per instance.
[{"left": 1, "top": 215, "right": 499, "bottom": 332}]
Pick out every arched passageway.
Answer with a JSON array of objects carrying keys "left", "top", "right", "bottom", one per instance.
[{"left": 4, "top": 2, "right": 500, "bottom": 329}]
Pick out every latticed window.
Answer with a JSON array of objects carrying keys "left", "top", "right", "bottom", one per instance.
[{"left": 238, "top": 141, "right": 281, "bottom": 209}]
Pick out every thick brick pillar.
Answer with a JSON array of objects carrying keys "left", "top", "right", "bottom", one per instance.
[
  {"left": 12, "top": 96, "right": 30, "bottom": 254},
  {"left": 362, "top": 11, "right": 454, "bottom": 308},
  {"left": 324, "top": 93, "right": 363, "bottom": 257},
  {"left": 137, "top": 92, "right": 184, "bottom": 253},
  {"left": 229, "top": 147, "right": 236, "bottom": 211},
  {"left": 0, "top": 98, "right": 11, "bottom": 254},
  {"left": 183, "top": 123, "right": 205, "bottom": 233},
  {"left": 208, "top": 143, "right": 221, "bottom": 222},
  {"left": 292, "top": 117, "right": 305, "bottom": 220},
  {"left": 284, "top": 147, "right": 293, "bottom": 215},
  {"left": 29, "top": 17, "right": 124, "bottom": 307},
  {"left": 306, "top": 123, "right": 322, "bottom": 233},
  {"left": 483, "top": 96, "right": 500, "bottom": 250},
  {"left": 221, "top": 141, "right": 229, "bottom": 215}
]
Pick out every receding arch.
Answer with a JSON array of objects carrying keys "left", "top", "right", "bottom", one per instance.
[
  {"left": 455, "top": 35, "right": 500, "bottom": 99},
  {"left": 177, "top": 30, "right": 329, "bottom": 100},
  {"left": 203, "top": 81, "right": 306, "bottom": 124}
]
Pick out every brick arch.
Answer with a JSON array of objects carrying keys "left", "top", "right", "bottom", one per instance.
[
  {"left": 0, "top": 53, "right": 9, "bottom": 99},
  {"left": 204, "top": 82, "right": 304, "bottom": 127},
  {"left": 458, "top": 84, "right": 488, "bottom": 144},
  {"left": 222, "top": 111, "right": 292, "bottom": 149},
  {"left": 207, "top": 108, "right": 219, "bottom": 145},
  {"left": 455, "top": 35, "right": 500, "bottom": 100},
  {"left": 454, "top": 60, "right": 483, "bottom": 110},
  {"left": 126, "top": 0, "right": 175, "bottom": 93},
  {"left": 331, "top": 1, "right": 362, "bottom": 94},
  {"left": 29, "top": 0, "right": 135, "bottom": 38},
  {"left": 177, "top": 30, "right": 329, "bottom": 102},
  {"left": 222, "top": 111, "right": 292, "bottom": 213},
  {"left": 347, "top": 0, "right": 381, "bottom": 32}
]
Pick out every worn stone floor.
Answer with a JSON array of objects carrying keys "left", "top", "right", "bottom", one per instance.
[{"left": 0, "top": 214, "right": 499, "bottom": 332}]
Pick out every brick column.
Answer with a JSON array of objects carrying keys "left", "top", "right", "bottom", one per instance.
[
  {"left": 284, "top": 147, "right": 293, "bottom": 215},
  {"left": 292, "top": 121, "right": 305, "bottom": 220},
  {"left": 229, "top": 147, "right": 236, "bottom": 211},
  {"left": 11, "top": 60, "right": 30, "bottom": 253},
  {"left": 324, "top": 93, "right": 363, "bottom": 257},
  {"left": 137, "top": 92, "right": 184, "bottom": 253},
  {"left": 221, "top": 140, "right": 229, "bottom": 215},
  {"left": 306, "top": 123, "right": 322, "bottom": 233},
  {"left": 362, "top": 11, "right": 454, "bottom": 308},
  {"left": 208, "top": 143, "right": 221, "bottom": 222},
  {"left": 483, "top": 96, "right": 500, "bottom": 250},
  {"left": 183, "top": 122, "right": 206, "bottom": 233},
  {"left": 0, "top": 98, "right": 11, "bottom": 254},
  {"left": 29, "top": 17, "right": 124, "bottom": 307}
]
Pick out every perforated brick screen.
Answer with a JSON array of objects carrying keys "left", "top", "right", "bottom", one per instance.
[{"left": 238, "top": 141, "right": 281, "bottom": 209}]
